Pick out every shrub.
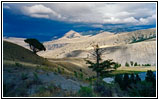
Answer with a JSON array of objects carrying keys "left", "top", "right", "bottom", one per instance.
[
  {"left": 57, "top": 67, "right": 61, "bottom": 74},
  {"left": 62, "top": 68, "right": 65, "bottom": 73},
  {"left": 128, "top": 81, "right": 156, "bottom": 97},
  {"left": 145, "top": 70, "right": 156, "bottom": 86},
  {"left": 74, "top": 71, "right": 78, "bottom": 78},
  {"left": 134, "top": 62, "right": 138, "bottom": 66},
  {"left": 145, "top": 64, "right": 151, "bottom": 66},
  {"left": 15, "top": 62, "right": 22, "bottom": 67},
  {"left": 114, "top": 63, "right": 121, "bottom": 70},
  {"left": 125, "top": 62, "right": 129, "bottom": 67},
  {"left": 79, "top": 69, "right": 82, "bottom": 72},
  {"left": 79, "top": 73, "right": 83, "bottom": 80},
  {"left": 122, "top": 73, "right": 130, "bottom": 90},
  {"left": 21, "top": 73, "right": 28, "bottom": 80},
  {"left": 130, "top": 74, "right": 135, "bottom": 83},
  {"left": 115, "top": 74, "right": 123, "bottom": 86},
  {"left": 130, "top": 61, "right": 134, "bottom": 66},
  {"left": 78, "top": 86, "right": 95, "bottom": 97},
  {"left": 94, "top": 81, "right": 112, "bottom": 97},
  {"left": 135, "top": 74, "right": 141, "bottom": 83},
  {"left": 142, "top": 64, "right": 151, "bottom": 66}
]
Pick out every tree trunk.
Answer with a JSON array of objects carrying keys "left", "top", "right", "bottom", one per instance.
[
  {"left": 96, "top": 48, "right": 100, "bottom": 88},
  {"left": 33, "top": 47, "right": 37, "bottom": 54}
]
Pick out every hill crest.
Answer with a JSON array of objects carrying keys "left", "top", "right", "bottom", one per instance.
[{"left": 62, "top": 30, "right": 82, "bottom": 39}]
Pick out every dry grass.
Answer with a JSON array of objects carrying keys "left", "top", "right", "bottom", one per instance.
[
  {"left": 49, "top": 58, "right": 95, "bottom": 77},
  {"left": 106, "top": 66, "right": 156, "bottom": 76},
  {"left": 117, "top": 66, "right": 156, "bottom": 71}
]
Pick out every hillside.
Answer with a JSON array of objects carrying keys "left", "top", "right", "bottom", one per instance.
[
  {"left": 3, "top": 37, "right": 29, "bottom": 49},
  {"left": 38, "top": 28, "right": 156, "bottom": 65},
  {"left": 3, "top": 30, "right": 156, "bottom": 97},
  {"left": 3, "top": 41, "right": 46, "bottom": 65},
  {"left": 3, "top": 40, "right": 94, "bottom": 76},
  {"left": 3, "top": 41, "right": 91, "bottom": 97}
]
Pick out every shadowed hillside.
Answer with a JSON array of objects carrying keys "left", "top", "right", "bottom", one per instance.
[
  {"left": 3, "top": 41, "right": 91, "bottom": 97},
  {"left": 3, "top": 41, "right": 46, "bottom": 64},
  {"left": 3, "top": 41, "right": 94, "bottom": 76}
]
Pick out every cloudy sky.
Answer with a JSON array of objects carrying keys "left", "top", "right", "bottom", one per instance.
[{"left": 3, "top": 2, "right": 156, "bottom": 41}]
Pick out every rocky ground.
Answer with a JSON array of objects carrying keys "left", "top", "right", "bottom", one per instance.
[{"left": 3, "top": 63, "right": 88, "bottom": 97}]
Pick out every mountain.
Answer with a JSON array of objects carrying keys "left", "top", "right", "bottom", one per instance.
[
  {"left": 62, "top": 30, "right": 82, "bottom": 39},
  {"left": 4, "top": 28, "right": 156, "bottom": 66},
  {"left": 43, "top": 30, "right": 91, "bottom": 50},
  {"left": 39, "top": 28, "right": 156, "bottom": 65}
]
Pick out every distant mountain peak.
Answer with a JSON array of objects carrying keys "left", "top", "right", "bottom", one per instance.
[{"left": 63, "top": 30, "right": 81, "bottom": 39}]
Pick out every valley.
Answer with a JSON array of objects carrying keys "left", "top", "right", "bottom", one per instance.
[
  {"left": 2, "top": 2, "right": 157, "bottom": 97},
  {"left": 3, "top": 28, "right": 157, "bottom": 97}
]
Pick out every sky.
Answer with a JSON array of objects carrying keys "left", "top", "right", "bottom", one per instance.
[{"left": 3, "top": 2, "right": 156, "bottom": 42}]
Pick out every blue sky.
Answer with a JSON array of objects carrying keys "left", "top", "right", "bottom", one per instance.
[{"left": 3, "top": 3, "right": 156, "bottom": 42}]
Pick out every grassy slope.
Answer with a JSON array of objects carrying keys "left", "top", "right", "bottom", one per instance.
[
  {"left": 3, "top": 41, "right": 94, "bottom": 77},
  {"left": 3, "top": 41, "right": 47, "bottom": 64},
  {"left": 3, "top": 40, "right": 155, "bottom": 77},
  {"left": 3, "top": 41, "right": 90, "bottom": 97}
]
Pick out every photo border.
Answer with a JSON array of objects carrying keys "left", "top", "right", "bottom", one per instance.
[{"left": 1, "top": 1, "right": 158, "bottom": 99}]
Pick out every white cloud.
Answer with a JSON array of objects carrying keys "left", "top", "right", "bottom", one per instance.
[
  {"left": 30, "top": 14, "right": 49, "bottom": 18},
  {"left": 13, "top": 3, "right": 156, "bottom": 25},
  {"left": 123, "top": 17, "right": 138, "bottom": 24},
  {"left": 22, "top": 4, "right": 63, "bottom": 19},
  {"left": 139, "top": 14, "right": 156, "bottom": 25},
  {"left": 4, "top": 5, "right": 10, "bottom": 9},
  {"left": 23, "top": 4, "right": 52, "bottom": 14}
]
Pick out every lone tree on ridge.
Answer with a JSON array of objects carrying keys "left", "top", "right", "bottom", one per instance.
[{"left": 24, "top": 38, "right": 46, "bottom": 54}]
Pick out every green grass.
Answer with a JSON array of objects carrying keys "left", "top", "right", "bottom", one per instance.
[{"left": 106, "top": 70, "right": 142, "bottom": 77}]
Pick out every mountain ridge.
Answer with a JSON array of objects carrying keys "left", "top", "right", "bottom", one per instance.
[
  {"left": 3, "top": 28, "right": 156, "bottom": 65},
  {"left": 39, "top": 28, "right": 156, "bottom": 65}
]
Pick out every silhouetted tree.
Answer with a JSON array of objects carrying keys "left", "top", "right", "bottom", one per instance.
[
  {"left": 125, "top": 62, "right": 129, "bottom": 67},
  {"left": 115, "top": 74, "right": 123, "bottom": 87},
  {"left": 145, "top": 70, "right": 156, "bottom": 86},
  {"left": 130, "top": 74, "right": 135, "bottom": 83},
  {"left": 134, "top": 62, "right": 138, "bottom": 66},
  {"left": 130, "top": 61, "right": 134, "bottom": 66},
  {"left": 24, "top": 38, "right": 46, "bottom": 54},
  {"left": 86, "top": 44, "right": 117, "bottom": 86},
  {"left": 122, "top": 73, "right": 130, "bottom": 89},
  {"left": 114, "top": 63, "right": 121, "bottom": 70},
  {"left": 135, "top": 74, "right": 141, "bottom": 83}
]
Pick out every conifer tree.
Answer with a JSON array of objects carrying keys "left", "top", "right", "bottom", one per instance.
[{"left": 86, "top": 44, "right": 117, "bottom": 85}]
